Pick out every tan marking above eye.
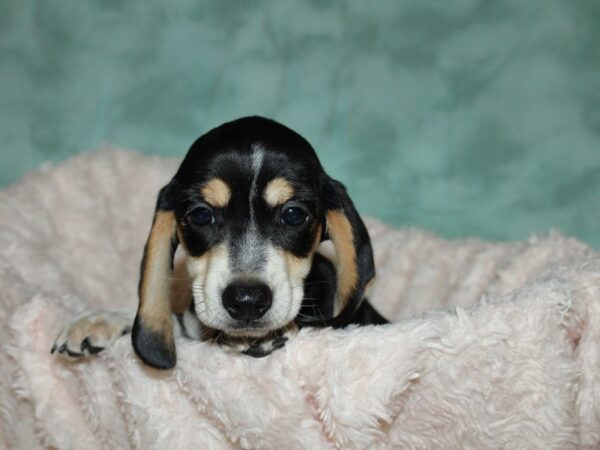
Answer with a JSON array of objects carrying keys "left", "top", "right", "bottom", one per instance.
[
  {"left": 201, "top": 178, "right": 231, "bottom": 208},
  {"left": 326, "top": 210, "right": 358, "bottom": 315},
  {"left": 264, "top": 177, "right": 294, "bottom": 206}
]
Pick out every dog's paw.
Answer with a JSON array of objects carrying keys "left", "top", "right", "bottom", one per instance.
[{"left": 51, "top": 310, "right": 132, "bottom": 359}]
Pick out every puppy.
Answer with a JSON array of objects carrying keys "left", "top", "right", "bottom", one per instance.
[{"left": 52, "top": 116, "right": 387, "bottom": 369}]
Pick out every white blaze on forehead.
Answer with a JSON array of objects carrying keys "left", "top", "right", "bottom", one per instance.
[
  {"left": 231, "top": 142, "right": 266, "bottom": 272},
  {"left": 249, "top": 144, "right": 265, "bottom": 207}
]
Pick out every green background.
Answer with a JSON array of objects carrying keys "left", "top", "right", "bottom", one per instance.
[{"left": 1, "top": 1, "right": 599, "bottom": 246}]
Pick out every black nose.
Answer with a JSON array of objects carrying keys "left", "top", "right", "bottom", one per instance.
[{"left": 222, "top": 281, "right": 272, "bottom": 321}]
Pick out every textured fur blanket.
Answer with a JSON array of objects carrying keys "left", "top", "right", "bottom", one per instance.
[{"left": 1, "top": 149, "right": 599, "bottom": 449}]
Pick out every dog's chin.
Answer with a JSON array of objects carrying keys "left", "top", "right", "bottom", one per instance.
[{"left": 221, "top": 319, "right": 292, "bottom": 339}]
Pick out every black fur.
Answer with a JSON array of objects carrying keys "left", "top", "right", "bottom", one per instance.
[
  {"left": 132, "top": 315, "right": 176, "bottom": 370},
  {"left": 133, "top": 116, "right": 387, "bottom": 368},
  {"left": 172, "top": 118, "right": 325, "bottom": 261},
  {"left": 301, "top": 177, "right": 377, "bottom": 327}
]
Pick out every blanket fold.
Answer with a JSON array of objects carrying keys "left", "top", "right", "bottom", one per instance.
[{"left": 1, "top": 149, "right": 599, "bottom": 449}]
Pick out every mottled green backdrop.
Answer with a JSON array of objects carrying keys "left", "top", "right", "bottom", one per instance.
[{"left": 1, "top": 1, "right": 599, "bottom": 246}]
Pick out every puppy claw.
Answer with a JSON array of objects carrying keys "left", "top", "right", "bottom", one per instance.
[
  {"left": 80, "top": 337, "right": 104, "bottom": 355},
  {"left": 51, "top": 310, "right": 133, "bottom": 360}
]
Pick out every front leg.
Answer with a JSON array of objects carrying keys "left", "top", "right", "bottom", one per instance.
[
  {"left": 51, "top": 310, "right": 134, "bottom": 358},
  {"left": 51, "top": 309, "right": 297, "bottom": 360}
]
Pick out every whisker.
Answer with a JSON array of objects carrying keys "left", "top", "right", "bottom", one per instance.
[
  {"left": 295, "top": 312, "right": 316, "bottom": 320},
  {"left": 298, "top": 302, "right": 328, "bottom": 323},
  {"left": 295, "top": 312, "right": 328, "bottom": 324},
  {"left": 198, "top": 328, "right": 215, "bottom": 340}
]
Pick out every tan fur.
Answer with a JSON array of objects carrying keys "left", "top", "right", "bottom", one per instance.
[
  {"left": 65, "top": 313, "right": 130, "bottom": 347},
  {"left": 326, "top": 211, "right": 358, "bottom": 315},
  {"left": 169, "top": 252, "right": 193, "bottom": 314},
  {"left": 264, "top": 177, "right": 294, "bottom": 206},
  {"left": 284, "top": 254, "right": 313, "bottom": 286},
  {"left": 139, "top": 211, "right": 176, "bottom": 334},
  {"left": 187, "top": 243, "right": 228, "bottom": 279},
  {"left": 284, "top": 225, "right": 322, "bottom": 280},
  {"left": 201, "top": 178, "right": 231, "bottom": 208},
  {"left": 313, "top": 224, "right": 322, "bottom": 251},
  {"left": 365, "top": 278, "right": 375, "bottom": 291},
  {"left": 69, "top": 319, "right": 117, "bottom": 343}
]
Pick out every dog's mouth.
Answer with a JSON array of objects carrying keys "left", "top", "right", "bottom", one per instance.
[
  {"left": 225, "top": 321, "right": 271, "bottom": 337},
  {"left": 220, "top": 316, "right": 295, "bottom": 338}
]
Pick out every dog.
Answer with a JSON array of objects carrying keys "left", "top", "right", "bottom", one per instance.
[{"left": 51, "top": 116, "right": 387, "bottom": 369}]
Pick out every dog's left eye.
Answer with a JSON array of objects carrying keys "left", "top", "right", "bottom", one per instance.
[
  {"left": 187, "top": 207, "right": 214, "bottom": 226},
  {"left": 281, "top": 206, "right": 309, "bottom": 226}
]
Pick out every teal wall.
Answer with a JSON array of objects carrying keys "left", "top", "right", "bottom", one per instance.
[{"left": 1, "top": 1, "right": 599, "bottom": 246}]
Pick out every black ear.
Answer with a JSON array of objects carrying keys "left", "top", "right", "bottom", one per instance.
[
  {"left": 132, "top": 182, "right": 179, "bottom": 369},
  {"left": 321, "top": 177, "right": 375, "bottom": 326}
]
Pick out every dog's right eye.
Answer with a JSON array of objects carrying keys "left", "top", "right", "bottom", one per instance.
[
  {"left": 187, "top": 207, "right": 214, "bottom": 226},
  {"left": 281, "top": 206, "right": 309, "bottom": 226}
]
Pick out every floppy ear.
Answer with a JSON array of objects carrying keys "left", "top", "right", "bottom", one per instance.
[
  {"left": 322, "top": 177, "right": 375, "bottom": 326},
  {"left": 132, "top": 182, "right": 179, "bottom": 369}
]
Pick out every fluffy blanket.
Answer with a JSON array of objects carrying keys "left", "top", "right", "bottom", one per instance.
[{"left": 1, "top": 149, "right": 599, "bottom": 450}]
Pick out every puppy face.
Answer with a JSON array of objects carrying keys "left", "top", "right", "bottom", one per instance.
[
  {"left": 176, "top": 144, "right": 323, "bottom": 337},
  {"left": 133, "top": 116, "right": 375, "bottom": 369}
]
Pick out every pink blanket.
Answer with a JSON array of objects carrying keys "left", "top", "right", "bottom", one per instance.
[{"left": 1, "top": 150, "right": 599, "bottom": 449}]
